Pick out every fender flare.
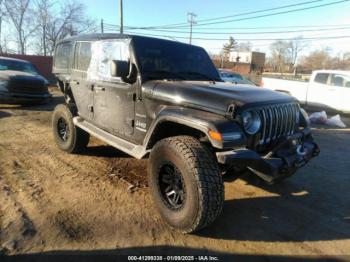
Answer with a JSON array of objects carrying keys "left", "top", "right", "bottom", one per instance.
[{"left": 144, "top": 106, "right": 246, "bottom": 150}]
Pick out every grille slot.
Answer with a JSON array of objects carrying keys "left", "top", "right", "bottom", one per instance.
[{"left": 258, "top": 103, "right": 299, "bottom": 146}]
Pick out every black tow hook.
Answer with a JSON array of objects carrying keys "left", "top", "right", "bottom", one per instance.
[{"left": 296, "top": 145, "right": 307, "bottom": 156}]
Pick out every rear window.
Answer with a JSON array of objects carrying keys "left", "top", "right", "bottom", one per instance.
[
  {"left": 314, "top": 73, "right": 329, "bottom": 84},
  {"left": 74, "top": 42, "right": 92, "bottom": 71},
  {"left": 330, "top": 74, "right": 350, "bottom": 88},
  {"left": 55, "top": 42, "right": 74, "bottom": 69}
]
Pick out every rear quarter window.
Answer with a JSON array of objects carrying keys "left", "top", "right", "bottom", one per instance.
[
  {"left": 330, "top": 74, "right": 350, "bottom": 87},
  {"left": 54, "top": 42, "right": 74, "bottom": 70},
  {"left": 74, "top": 42, "right": 92, "bottom": 71}
]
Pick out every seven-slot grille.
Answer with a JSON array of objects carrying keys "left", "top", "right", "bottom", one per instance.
[{"left": 257, "top": 103, "right": 299, "bottom": 145}]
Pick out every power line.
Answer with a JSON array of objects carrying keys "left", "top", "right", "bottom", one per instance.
[
  {"left": 126, "top": 26, "right": 350, "bottom": 35},
  {"left": 174, "top": 23, "right": 350, "bottom": 30},
  {"left": 123, "top": 31, "right": 350, "bottom": 41},
  {"left": 123, "top": 0, "right": 349, "bottom": 29},
  {"left": 123, "top": 0, "right": 325, "bottom": 29},
  {"left": 167, "top": 0, "right": 350, "bottom": 28},
  {"left": 105, "top": 22, "right": 350, "bottom": 31},
  {"left": 191, "top": 0, "right": 326, "bottom": 24}
]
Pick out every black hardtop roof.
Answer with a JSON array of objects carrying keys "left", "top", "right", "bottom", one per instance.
[
  {"left": 57, "top": 33, "right": 132, "bottom": 44},
  {"left": 57, "top": 33, "right": 199, "bottom": 49}
]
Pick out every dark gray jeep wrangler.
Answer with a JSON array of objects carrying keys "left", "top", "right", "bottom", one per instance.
[{"left": 52, "top": 34, "right": 319, "bottom": 233}]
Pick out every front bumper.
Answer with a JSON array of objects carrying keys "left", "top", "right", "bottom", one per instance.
[
  {"left": 0, "top": 91, "right": 51, "bottom": 104},
  {"left": 216, "top": 128, "right": 320, "bottom": 183}
]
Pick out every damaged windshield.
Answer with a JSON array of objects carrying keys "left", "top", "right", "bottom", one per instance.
[{"left": 132, "top": 37, "right": 221, "bottom": 82}]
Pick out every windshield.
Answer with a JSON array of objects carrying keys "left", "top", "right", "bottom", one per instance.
[
  {"left": 132, "top": 37, "right": 221, "bottom": 81},
  {"left": 0, "top": 59, "right": 39, "bottom": 74},
  {"left": 220, "top": 71, "right": 243, "bottom": 80}
]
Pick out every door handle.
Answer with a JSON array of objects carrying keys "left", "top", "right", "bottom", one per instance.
[{"left": 95, "top": 86, "right": 105, "bottom": 91}]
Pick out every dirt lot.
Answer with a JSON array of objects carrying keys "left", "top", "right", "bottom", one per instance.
[{"left": 1, "top": 88, "right": 350, "bottom": 260}]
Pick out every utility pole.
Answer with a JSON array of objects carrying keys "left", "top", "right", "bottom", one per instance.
[
  {"left": 187, "top": 12, "right": 197, "bottom": 45},
  {"left": 101, "top": 19, "right": 104, "bottom": 33},
  {"left": 119, "top": 0, "right": 124, "bottom": 34}
]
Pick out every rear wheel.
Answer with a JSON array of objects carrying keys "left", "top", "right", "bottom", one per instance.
[
  {"left": 52, "top": 104, "right": 90, "bottom": 153},
  {"left": 148, "top": 136, "right": 224, "bottom": 233}
]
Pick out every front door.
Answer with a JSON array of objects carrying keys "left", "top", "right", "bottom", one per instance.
[
  {"left": 307, "top": 72, "right": 332, "bottom": 109},
  {"left": 90, "top": 39, "right": 135, "bottom": 138}
]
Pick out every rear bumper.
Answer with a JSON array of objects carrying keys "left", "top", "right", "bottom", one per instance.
[
  {"left": 0, "top": 91, "right": 51, "bottom": 104},
  {"left": 217, "top": 128, "right": 320, "bottom": 183}
]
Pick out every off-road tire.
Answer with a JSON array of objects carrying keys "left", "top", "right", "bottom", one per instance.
[
  {"left": 52, "top": 104, "right": 90, "bottom": 153},
  {"left": 148, "top": 136, "right": 224, "bottom": 233}
]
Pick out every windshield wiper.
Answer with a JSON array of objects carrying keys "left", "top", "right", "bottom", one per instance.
[{"left": 144, "top": 70, "right": 186, "bottom": 80}]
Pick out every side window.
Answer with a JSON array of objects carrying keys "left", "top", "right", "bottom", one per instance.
[
  {"left": 314, "top": 73, "right": 329, "bottom": 84},
  {"left": 98, "top": 40, "right": 129, "bottom": 78},
  {"left": 330, "top": 74, "right": 346, "bottom": 87},
  {"left": 74, "top": 42, "right": 92, "bottom": 71},
  {"left": 55, "top": 42, "right": 73, "bottom": 69}
]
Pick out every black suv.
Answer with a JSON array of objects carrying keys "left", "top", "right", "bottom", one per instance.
[{"left": 52, "top": 34, "right": 319, "bottom": 233}]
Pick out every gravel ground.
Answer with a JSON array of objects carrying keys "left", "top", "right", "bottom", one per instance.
[{"left": 1, "top": 89, "right": 350, "bottom": 261}]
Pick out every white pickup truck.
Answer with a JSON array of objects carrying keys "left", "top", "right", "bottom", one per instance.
[{"left": 262, "top": 70, "right": 350, "bottom": 113}]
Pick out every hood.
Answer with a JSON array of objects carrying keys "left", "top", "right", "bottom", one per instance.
[
  {"left": 144, "top": 80, "right": 297, "bottom": 114},
  {"left": 0, "top": 70, "right": 49, "bottom": 95}
]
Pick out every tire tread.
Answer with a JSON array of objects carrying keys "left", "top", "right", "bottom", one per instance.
[{"left": 153, "top": 135, "right": 224, "bottom": 233}]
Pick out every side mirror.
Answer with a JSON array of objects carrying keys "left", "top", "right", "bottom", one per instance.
[{"left": 110, "top": 60, "right": 129, "bottom": 78}]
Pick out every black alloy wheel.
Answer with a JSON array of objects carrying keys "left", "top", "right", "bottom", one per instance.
[{"left": 158, "top": 162, "right": 186, "bottom": 210}]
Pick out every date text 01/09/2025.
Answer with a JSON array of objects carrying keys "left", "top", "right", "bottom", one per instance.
[{"left": 127, "top": 255, "right": 220, "bottom": 261}]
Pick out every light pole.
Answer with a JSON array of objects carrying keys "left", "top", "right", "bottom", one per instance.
[
  {"left": 119, "top": 0, "right": 124, "bottom": 34},
  {"left": 187, "top": 12, "right": 197, "bottom": 45}
]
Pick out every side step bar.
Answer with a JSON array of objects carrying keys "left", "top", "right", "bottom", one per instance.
[{"left": 73, "top": 116, "right": 149, "bottom": 159}]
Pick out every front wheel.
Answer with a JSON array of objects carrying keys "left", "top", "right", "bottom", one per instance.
[
  {"left": 52, "top": 104, "right": 90, "bottom": 153},
  {"left": 148, "top": 136, "right": 224, "bottom": 233}
]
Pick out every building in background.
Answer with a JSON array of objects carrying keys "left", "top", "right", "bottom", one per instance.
[
  {"left": 229, "top": 51, "right": 265, "bottom": 74},
  {"left": 211, "top": 51, "right": 265, "bottom": 84}
]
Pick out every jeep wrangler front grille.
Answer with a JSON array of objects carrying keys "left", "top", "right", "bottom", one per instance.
[{"left": 257, "top": 103, "right": 299, "bottom": 146}]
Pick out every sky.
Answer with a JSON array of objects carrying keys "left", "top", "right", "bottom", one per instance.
[{"left": 83, "top": 0, "right": 350, "bottom": 57}]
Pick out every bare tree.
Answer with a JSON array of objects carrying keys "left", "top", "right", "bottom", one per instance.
[
  {"left": 288, "top": 37, "right": 308, "bottom": 75},
  {"left": 300, "top": 49, "right": 333, "bottom": 71},
  {"left": 4, "top": 0, "right": 38, "bottom": 54},
  {"left": 300, "top": 49, "right": 350, "bottom": 71},
  {"left": 0, "top": 0, "right": 8, "bottom": 53},
  {"left": 44, "top": 1, "right": 95, "bottom": 55},
  {"left": 35, "top": 0, "right": 54, "bottom": 56},
  {"left": 269, "top": 40, "right": 292, "bottom": 74}
]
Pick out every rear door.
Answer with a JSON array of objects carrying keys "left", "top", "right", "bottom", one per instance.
[
  {"left": 91, "top": 39, "right": 135, "bottom": 138},
  {"left": 328, "top": 73, "right": 350, "bottom": 112},
  {"left": 70, "top": 41, "right": 94, "bottom": 121}
]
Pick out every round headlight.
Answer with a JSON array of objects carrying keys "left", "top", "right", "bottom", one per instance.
[{"left": 241, "top": 110, "right": 261, "bottom": 135}]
